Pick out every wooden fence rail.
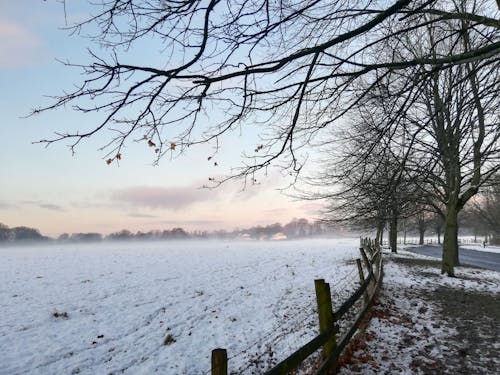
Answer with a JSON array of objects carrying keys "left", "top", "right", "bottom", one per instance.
[{"left": 210, "top": 238, "right": 383, "bottom": 375}]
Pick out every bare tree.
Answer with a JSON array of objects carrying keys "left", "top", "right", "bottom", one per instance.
[
  {"left": 462, "top": 180, "right": 500, "bottom": 241},
  {"left": 300, "top": 110, "right": 419, "bottom": 253},
  {"left": 413, "top": 209, "right": 432, "bottom": 245},
  {"left": 302, "top": 2, "right": 499, "bottom": 276},
  {"left": 430, "top": 213, "right": 444, "bottom": 244},
  {"left": 33, "top": 0, "right": 499, "bottom": 185},
  {"left": 384, "top": 9, "right": 500, "bottom": 276}
]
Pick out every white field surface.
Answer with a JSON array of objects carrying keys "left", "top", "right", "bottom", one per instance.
[{"left": 0, "top": 238, "right": 363, "bottom": 375}]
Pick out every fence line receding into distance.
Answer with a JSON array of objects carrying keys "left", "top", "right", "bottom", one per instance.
[{"left": 211, "top": 238, "right": 384, "bottom": 375}]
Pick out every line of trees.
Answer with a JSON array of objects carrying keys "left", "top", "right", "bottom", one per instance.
[
  {"left": 301, "top": 0, "right": 499, "bottom": 276},
  {"left": 0, "top": 223, "right": 49, "bottom": 242},
  {"left": 210, "top": 218, "right": 331, "bottom": 240},
  {"left": 57, "top": 228, "right": 189, "bottom": 243},
  {"left": 461, "top": 180, "right": 500, "bottom": 244},
  {"left": 0, "top": 218, "right": 335, "bottom": 244}
]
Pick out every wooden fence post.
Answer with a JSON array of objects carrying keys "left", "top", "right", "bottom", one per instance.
[
  {"left": 356, "top": 259, "right": 369, "bottom": 305},
  {"left": 212, "top": 348, "right": 228, "bottom": 375},
  {"left": 369, "top": 240, "right": 375, "bottom": 255},
  {"left": 359, "top": 246, "right": 371, "bottom": 270},
  {"left": 314, "top": 279, "right": 336, "bottom": 358},
  {"left": 356, "top": 259, "right": 365, "bottom": 285},
  {"left": 360, "top": 246, "right": 375, "bottom": 296}
]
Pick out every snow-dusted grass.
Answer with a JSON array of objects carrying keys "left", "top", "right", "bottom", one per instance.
[
  {"left": 389, "top": 250, "right": 500, "bottom": 293},
  {"left": 0, "top": 238, "right": 362, "bottom": 375}
]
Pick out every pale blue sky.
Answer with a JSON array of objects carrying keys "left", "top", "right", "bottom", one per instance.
[{"left": 0, "top": 1, "right": 323, "bottom": 236}]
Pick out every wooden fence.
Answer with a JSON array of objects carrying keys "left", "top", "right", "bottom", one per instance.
[{"left": 211, "top": 238, "right": 383, "bottom": 375}]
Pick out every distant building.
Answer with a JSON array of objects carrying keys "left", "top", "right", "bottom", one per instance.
[
  {"left": 271, "top": 232, "right": 287, "bottom": 241},
  {"left": 239, "top": 233, "right": 252, "bottom": 240}
]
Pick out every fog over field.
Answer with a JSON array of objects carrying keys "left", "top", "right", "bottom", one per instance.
[{"left": 0, "top": 238, "right": 361, "bottom": 375}]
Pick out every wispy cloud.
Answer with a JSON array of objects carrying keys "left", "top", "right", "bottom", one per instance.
[
  {"left": 262, "top": 208, "right": 288, "bottom": 216},
  {"left": 157, "top": 219, "right": 224, "bottom": 226},
  {"left": 127, "top": 213, "right": 159, "bottom": 219},
  {"left": 20, "top": 200, "right": 65, "bottom": 212},
  {"left": 39, "top": 203, "right": 65, "bottom": 212},
  {"left": 229, "top": 172, "right": 286, "bottom": 201},
  {"left": 0, "top": 21, "right": 42, "bottom": 68},
  {"left": 111, "top": 185, "right": 220, "bottom": 210},
  {"left": 299, "top": 202, "right": 327, "bottom": 216},
  {"left": 0, "top": 201, "right": 17, "bottom": 209}
]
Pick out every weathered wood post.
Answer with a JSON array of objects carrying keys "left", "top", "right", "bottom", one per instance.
[
  {"left": 314, "top": 279, "right": 336, "bottom": 359},
  {"left": 360, "top": 245, "right": 375, "bottom": 296},
  {"left": 359, "top": 246, "right": 371, "bottom": 270},
  {"left": 211, "top": 348, "right": 228, "bottom": 375},
  {"left": 356, "top": 259, "right": 365, "bottom": 285},
  {"left": 356, "top": 259, "right": 369, "bottom": 305}
]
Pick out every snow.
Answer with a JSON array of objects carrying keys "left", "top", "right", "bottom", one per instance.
[
  {"left": 388, "top": 250, "right": 500, "bottom": 294},
  {"left": 0, "top": 238, "right": 363, "bottom": 375},
  {"left": 390, "top": 237, "right": 500, "bottom": 254},
  {"left": 338, "top": 249, "right": 500, "bottom": 374}
]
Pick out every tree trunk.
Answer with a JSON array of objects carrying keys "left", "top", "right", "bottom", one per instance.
[
  {"left": 442, "top": 205, "right": 459, "bottom": 277},
  {"left": 375, "top": 221, "right": 384, "bottom": 246},
  {"left": 437, "top": 227, "right": 441, "bottom": 245},
  {"left": 419, "top": 227, "right": 425, "bottom": 245},
  {"left": 389, "top": 216, "right": 397, "bottom": 253}
]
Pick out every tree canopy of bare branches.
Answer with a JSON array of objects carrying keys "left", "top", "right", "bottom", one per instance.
[
  {"left": 298, "top": 0, "right": 499, "bottom": 276},
  {"left": 33, "top": 0, "right": 500, "bottom": 185}
]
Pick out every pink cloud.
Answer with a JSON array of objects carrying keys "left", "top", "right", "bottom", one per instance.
[
  {"left": 262, "top": 208, "right": 288, "bottom": 216},
  {"left": 299, "top": 202, "right": 328, "bottom": 216},
  {"left": 127, "top": 213, "right": 159, "bottom": 219},
  {"left": 20, "top": 200, "right": 65, "bottom": 212},
  {"left": 0, "top": 21, "right": 42, "bottom": 68},
  {"left": 0, "top": 201, "right": 17, "bottom": 209},
  {"left": 157, "top": 219, "right": 224, "bottom": 226},
  {"left": 111, "top": 186, "right": 221, "bottom": 210}
]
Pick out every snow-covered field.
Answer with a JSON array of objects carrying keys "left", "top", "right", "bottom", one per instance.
[{"left": 0, "top": 238, "right": 362, "bottom": 375}]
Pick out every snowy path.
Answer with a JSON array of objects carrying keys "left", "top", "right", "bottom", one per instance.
[
  {"left": 0, "top": 238, "right": 361, "bottom": 375},
  {"left": 338, "top": 250, "right": 500, "bottom": 374},
  {"left": 406, "top": 245, "right": 500, "bottom": 272},
  {"left": 459, "top": 244, "right": 500, "bottom": 255}
]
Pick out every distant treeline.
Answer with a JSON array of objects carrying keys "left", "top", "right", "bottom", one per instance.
[
  {"left": 0, "top": 223, "right": 50, "bottom": 243},
  {"left": 0, "top": 218, "right": 340, "bottom": 244}
]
